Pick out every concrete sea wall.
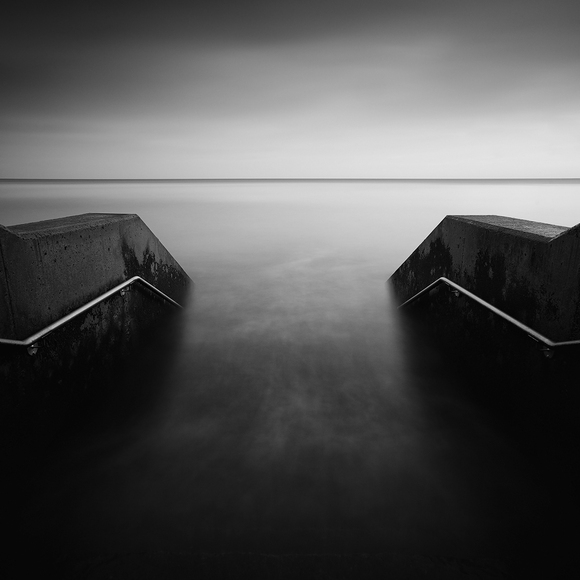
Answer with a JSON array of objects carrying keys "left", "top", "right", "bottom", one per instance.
[
  {"left": 390, "top": 216, "right": 580, "bottom": 572},
  {"left": 0, "top": 213, "right": 190, "bottom": 339},
  {"left": 390, "top": 215, "right": 580, "bottom": 341},
  {"left": 0, "top": 213, "right": 191, "bottom": 443},
  {"left": 389, "top": 215, "right": 580, "bottom": 448}
]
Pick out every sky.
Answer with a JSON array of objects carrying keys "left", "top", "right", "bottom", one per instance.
[{"left": 1, "top": 0, "right": 580, "bottom": 179}]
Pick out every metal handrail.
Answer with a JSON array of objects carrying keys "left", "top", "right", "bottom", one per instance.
[
  {"left": 0, "top": 275, "right": 182, "bottom": 352},
  {"left": 398, "top": 276, "right": 580, "bottom": 351}
]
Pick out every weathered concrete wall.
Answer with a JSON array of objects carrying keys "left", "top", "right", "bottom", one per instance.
[
  {"left": 389, "top": 216, "right": 580, "bottom": 461},
  {"left": 389, "top": 215, "right": 580, "bottom": 341},
  {"left": 0, "top": 213, "right": 190, "bottom": 339},
  {"left": 0, "top": 213, "right": 191, "bottom": 448}
]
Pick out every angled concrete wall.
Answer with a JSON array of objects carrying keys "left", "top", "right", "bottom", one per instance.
[
  {"left": 0, "top": 213, "right": 192, "bottom": 450},
  {"left": 389, "top": 216, "right": 580, "bottom": 449},
  {"left": 389, "top": 215, "right": 580, "bottom": 341},
  {"left": 0, "top": 213, "right": 190, "bottom": 339}
]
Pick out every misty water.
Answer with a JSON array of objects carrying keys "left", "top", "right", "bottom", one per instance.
[{"left": 2, "top": 180, "right": 580, "bottom": 571}]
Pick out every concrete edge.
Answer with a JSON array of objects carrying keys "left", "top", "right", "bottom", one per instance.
[{"left": 447, "top": 215, "right": 566, "bottom": 243}]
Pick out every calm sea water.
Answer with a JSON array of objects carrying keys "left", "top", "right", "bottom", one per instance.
[
  {"left": 2, "top": 180, "right": 580, "bottom": 571},
  {"left": 2, "top": 180, "right": 579, "bottom": 278}
]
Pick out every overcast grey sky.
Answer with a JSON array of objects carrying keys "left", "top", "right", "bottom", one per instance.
[{"left": 2, "top": 0, "right": 579, "bottom": 178}]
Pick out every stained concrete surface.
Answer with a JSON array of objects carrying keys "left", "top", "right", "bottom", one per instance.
[
  {"left": 0, "top": 212, "right": 191, "bottom": 433},
  {"left": 0, "top": 213, "right": 190, "bottom": 340},
  {"left": 1, "top": 214, "right": 192, "bottom": 559},
  {"left": 389, "top": 215, "right": 580, "bottom": 341}
]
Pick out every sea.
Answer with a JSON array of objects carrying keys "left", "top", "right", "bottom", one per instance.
[{"left": 2, "top": 179, "right": 580, "bottom": 575}]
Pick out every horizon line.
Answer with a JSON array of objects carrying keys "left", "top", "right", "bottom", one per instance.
[{"left": 1, "top": 177, "right": 580, "bottom": 183}]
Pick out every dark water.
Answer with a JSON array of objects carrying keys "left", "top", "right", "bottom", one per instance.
[{"left": 2, "top": 180, "right": 580, "bottom": 575}]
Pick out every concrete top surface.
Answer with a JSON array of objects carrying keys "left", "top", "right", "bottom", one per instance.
[
  {"left": 451, "top": 215, "right": 569, "bottom": 241},
  {"left": 2, "top": 213, "right": 138, "bottom": 238}
]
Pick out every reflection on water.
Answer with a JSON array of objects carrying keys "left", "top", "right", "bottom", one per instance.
[{"left": 4, "top": 180, "right": 578, "bottom": 573}]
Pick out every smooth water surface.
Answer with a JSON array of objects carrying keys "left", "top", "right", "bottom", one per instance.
[{"left": 2, "top": 180, "right": 579, "bottom": 572}]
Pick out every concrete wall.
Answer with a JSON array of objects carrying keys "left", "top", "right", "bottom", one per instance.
[
  {"left": 389, "top": 215, "right": 580, "bottom": 446},
  {"left": 389, "top": 215, "right": 580, "bottom": 341},
  {"left": 0, "top": 213, "right": 190, "bottom": 339},
  {"left": 0, "top": 213, "right": 192, "bottom": 447}
]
